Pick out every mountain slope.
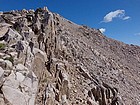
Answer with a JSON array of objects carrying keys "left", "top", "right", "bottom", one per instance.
[{"left": 0, "top": 7, "right": 139, "bottom": 105}]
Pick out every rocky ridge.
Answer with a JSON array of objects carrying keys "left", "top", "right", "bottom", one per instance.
[{"left": 0, "top": 7, "right": 139, "bottom": 105}]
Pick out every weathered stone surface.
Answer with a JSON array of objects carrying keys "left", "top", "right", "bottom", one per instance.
[
  {"left": 2, "top": 86, "right": 27, "bottom": 105},
  {"left": 0, "top": 7, "right": 139, "bottom": 105},
  {"left": 4, "top": 60, "right": 13, "bottom": 69},
  {"left": 0, "top": 67, "right": 4, "bottom": 78},
  {"left": 16, "top": 72, "right": 25, "bottom": 82},
  {"left": 0, "top": 67, "right": 4, "bottom": 87},
  {"left": 0, "top": 27, "right": 9, "bottom": 37},
  {"left": 0, "top": 94, "right": 5, "bottom": 105},
  {"left": 2, "top": 69, "right": 38, "bottom": 105}
]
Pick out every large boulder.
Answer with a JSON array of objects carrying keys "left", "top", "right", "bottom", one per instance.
[{"left": 2, "top": 86, "right": 27, "bottom": 105}]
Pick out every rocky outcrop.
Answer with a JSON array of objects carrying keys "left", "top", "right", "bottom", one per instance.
[{"left": 0, "top": 7, "right": 139, "bottom": 105}]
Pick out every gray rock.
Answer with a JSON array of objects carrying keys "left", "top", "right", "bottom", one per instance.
[
  {"left": 2, "top": 86, "right": 27, "bottom": 105},
  {"left": 0, "top": 67, "right": 4, "bottom": 86},
  {"left": 4, "top": 60, "right": 13, "bottom": 69},
  {"left": 0, "top": 94, "right": 5, "bottom": 105}
]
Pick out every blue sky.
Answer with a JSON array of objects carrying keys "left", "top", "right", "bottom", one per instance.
[{"left": 0, "top": 0, "right": 140, "bottom": 45}]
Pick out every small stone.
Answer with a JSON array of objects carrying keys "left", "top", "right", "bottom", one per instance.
[
  {"left": 4, "top": 60, "right": 13, "bottom": 69},
  {"left": 29, "top": 9, "right": 35, "bottom": 13},
  {"left": 0, "top": 97, "right": 5, "bottom": 105},
  {"left": 10, "top": 52, "right": 17, "bottom": 57},
  {"left": 62, "top": 95, "right": 68, "bottom": 104},
  {"left": 0, "top": 67, "right": 4, "bottom": 85},
  {"left": 0, "top": 59, "right": 5, "bottom": 69},
  {"left": 0, "top": 67, "right": 4, "bottom": 78},
  {"left": 3, "top": 71, "right": 19, "bottom": 88},
  {"left": 73, "top": 89, "right": 77, "bottom": 93},
  {"left": 16, "top": 64, "right": 27, "bottom": 71},
  {"left": 16, "top": 72, "right": 25, "bottom": 82}
]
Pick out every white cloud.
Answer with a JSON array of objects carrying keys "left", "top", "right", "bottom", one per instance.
[
  {"left": 135, "top": 33, "right": 140, "bottom": 36},
  {"left": 99, "top": 28, "right": 106, "bottom": 33},
  {"left": 123, "top": 16, "right": 131, "bottom": 20},
  {"left": 102, "top": 10, "right": 130, "bottom": 23}
]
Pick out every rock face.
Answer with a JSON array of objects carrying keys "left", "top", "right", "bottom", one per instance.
[{"left": 0, "top": 7, "right": 139, "bottom": 105}]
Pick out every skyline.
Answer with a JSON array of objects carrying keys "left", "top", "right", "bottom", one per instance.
[{"left": 0, "top": 0, "right": 140, "bottom": 45}]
